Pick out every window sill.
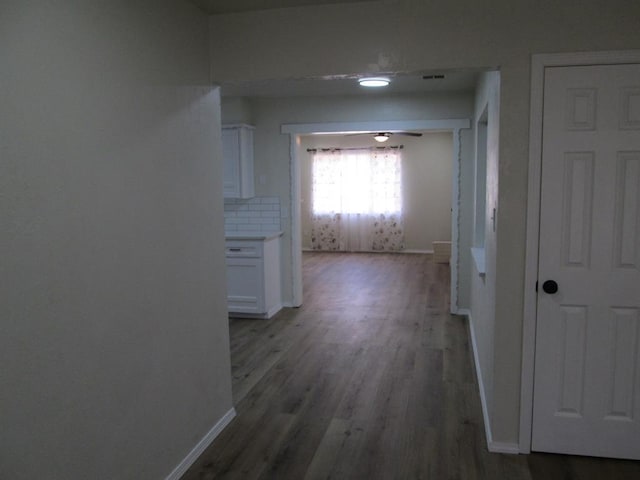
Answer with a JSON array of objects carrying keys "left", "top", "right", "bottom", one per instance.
[{"left": 471, "top": 247, "right": 486, "bottom": 277}]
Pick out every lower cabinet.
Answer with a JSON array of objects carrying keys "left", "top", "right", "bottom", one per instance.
[{"left": 225, "top": 236, "right": 282, "bottom": 318}]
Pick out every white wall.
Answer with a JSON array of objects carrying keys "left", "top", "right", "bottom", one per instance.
[
  {"left": 469, "top": 72, "right": 500, "bottom": 439},
  {"left": 210, "top": 0, "right": 640, "bottom": 445},
  {"left": 0, "top": 2, "right": 232, "bottom": 479},
  {"left": 221, "top": 92, "right": 474, "bottom": 308},
  {"left": 299, "top": 133, "right": 453, "bottom": 252}
]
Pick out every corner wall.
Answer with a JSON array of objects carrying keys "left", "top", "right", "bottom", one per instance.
[{"left": 0, "top": 2, "right": 233, "bottom": 479}]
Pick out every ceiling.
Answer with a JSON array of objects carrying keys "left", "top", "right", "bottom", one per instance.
[
  {"left": 193, "top": 1, "right": 482, "bottom": 98},
  {"left": 192, "top": 0, "right": 372, "bottom": 15},
  {"left": 220, "top": 71, "right": 480, "bottom": 98}
]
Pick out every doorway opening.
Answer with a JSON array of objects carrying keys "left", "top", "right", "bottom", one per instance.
[{"left": 282, "top": 119, "right": 470, "bottom": 313}]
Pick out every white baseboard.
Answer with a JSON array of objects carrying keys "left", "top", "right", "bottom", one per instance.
[
  {"left": 165, "top": 407, "right": 236, "bottom": 480},
  {"left": 464, "top": 312, "right": 520, "bottom": 455},
  {"left": 229, "top": 304, "right": 283, "bottom": 320},
  {"left": 267, "top": 303, "right": 283, "bottom": 318},
  {"left": 301, "top": 248, "right": 434, "bottom": 254},
  {"left": 465, "top": 312, "right": 494, "bottom": 451},
  {"left": 488, "top": 441, "right": 521, "bottom": 454}
]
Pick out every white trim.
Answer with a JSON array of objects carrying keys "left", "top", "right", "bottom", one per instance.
[
  {"left": 465, "top": 311, "right": 494, "bottom": 452},
  {"left": 489, "top": 442, "right": 521, "bottom": 455},
  {"left": 282, "top": 119, "right": 470, "bottom": 314},
  {"left": 229, "top": 303, "right": 283, "bottom": 319},
  {"left": 281, "top": 119, "right": 469, "bottom": 135},
  {"left": 450, "top": 127, "right": 462, "bottom": 313},
  {"left": 464, "top": 310, "right": 520, "bottom": 455},
  {"left": 267, "top": 304, "right": 283, "bottom": 318},
  {"left": 302, "top": 248, "right": 435, "bottom": 254},
  {"left": 165, "top": 408, "right": 236, "bottom": 480},
  {"left": 520, "top": 50, "right": 640, "bottom": 454},
  {"left": 289, "top": 134, "right": 303, "bottom": 307}
]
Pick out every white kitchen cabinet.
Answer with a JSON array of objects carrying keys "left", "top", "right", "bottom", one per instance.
[
  {"left": 222, "top": 124, "right": 254, "bottom": 199},
  {"left": 225, "top": 234, "right": 281, "bottom": 318}
]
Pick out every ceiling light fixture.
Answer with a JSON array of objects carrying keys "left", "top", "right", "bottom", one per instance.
[
  {"left": 358, "top": 77, "right": 390, "bottom": 87},
  {"left": 374, "top": 133, "right": 390, "bottom": 142}
]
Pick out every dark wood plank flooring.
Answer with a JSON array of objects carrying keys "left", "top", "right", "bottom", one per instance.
[{"left": 181, "top": 252, "right": 640, "bottom": 479}]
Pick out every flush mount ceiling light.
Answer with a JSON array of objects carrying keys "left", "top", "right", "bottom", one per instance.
[
  {"left": 358, "top": 77, "right": 390, "bottom": 87},
  {"left": 373, "top": 133, "right": 390, "bottom": 142}
]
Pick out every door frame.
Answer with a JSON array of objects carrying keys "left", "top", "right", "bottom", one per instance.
[
  {"left": 282, "top": 119, "right": 470, "bottom": 313},
  {"left": 520, "top": 50, "right": 640, "bottom": 453}
]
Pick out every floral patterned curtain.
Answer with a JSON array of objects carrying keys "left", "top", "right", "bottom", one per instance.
[{"left": 310, "top": 148, "right": 404, "bottom": 252}]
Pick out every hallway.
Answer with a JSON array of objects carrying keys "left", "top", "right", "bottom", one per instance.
[{"left": 182, "top": 253, "right": 640, "bottom": 479}]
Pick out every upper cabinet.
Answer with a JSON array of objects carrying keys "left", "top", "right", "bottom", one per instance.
[{"left": 222, "top": 124, "right": 255, "bottom": 199}]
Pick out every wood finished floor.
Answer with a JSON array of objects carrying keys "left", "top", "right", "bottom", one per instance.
[{"left": 182, "top": 252, "right": 640, "bottom": 480}]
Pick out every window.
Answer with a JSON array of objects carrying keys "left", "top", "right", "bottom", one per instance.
[
  {"left": 311, "top": 148, "right": 402, "bottom": 215},
  {"left": 309, "top": 147, "right": 404, "bottom": 252}
]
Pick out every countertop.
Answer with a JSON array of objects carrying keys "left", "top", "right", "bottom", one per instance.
[{"left": 225, "top": 231, "right": 283, "bottom": 241}]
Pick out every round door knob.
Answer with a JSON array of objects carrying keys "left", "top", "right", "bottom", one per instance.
[{"left": 542, "top": 280, "right": 558, "bottom": 294}]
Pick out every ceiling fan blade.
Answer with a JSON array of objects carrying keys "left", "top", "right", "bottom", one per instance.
[{"left": 343, "top": 131, "right": 421, "bottom": 137}]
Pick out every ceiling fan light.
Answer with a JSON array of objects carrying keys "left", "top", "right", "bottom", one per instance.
[
  {"left": 358, "top": 77, "right": 390, "bottom": 87},
  {"left": 374, "top": 133, "right": 390, "bottom": 142}
]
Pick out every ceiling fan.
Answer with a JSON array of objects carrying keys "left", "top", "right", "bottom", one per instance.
[{"left": 348, "top": 131, "right": 423, "bottom": 143}]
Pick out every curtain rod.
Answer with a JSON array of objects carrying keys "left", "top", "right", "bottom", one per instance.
[{"left": 306, "top": 145, "right": 403, "bottom": 153}]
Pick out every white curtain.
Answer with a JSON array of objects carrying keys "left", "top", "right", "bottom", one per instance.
[{"left": 310, "top": 148, "right": 404, "bottom": 252}]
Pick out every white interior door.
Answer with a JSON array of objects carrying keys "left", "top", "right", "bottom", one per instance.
[{"left": 532, "top": 64, "right": 640, "bottom": 459}]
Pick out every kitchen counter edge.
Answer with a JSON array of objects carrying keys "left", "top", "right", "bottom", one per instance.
[{"left": 224, "top": 231, "right": 284, "bottom": 241}]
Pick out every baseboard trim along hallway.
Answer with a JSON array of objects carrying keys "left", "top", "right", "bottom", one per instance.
[
  {"left": 165, "top": 408, "right": 236, "bottom": 480},
  {"left": 464, "top": 309, "right": 520, "bottom": 455}
]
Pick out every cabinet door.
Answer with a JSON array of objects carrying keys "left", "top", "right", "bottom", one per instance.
[
  {"left": 226, "top": 258, "right": 265, "bottom": 314},
  {"left": 222, "top": 129, "right": 240, "bottom": 198},
  {"left": 238, "top": 127, "right": 254, "bottom": 198},
  {"left": 222, "top": 126, "right": 254, "bottom": 199}
]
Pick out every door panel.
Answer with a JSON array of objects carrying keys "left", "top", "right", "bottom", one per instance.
[
  {"left": 532, "top": 64, "right": 640, "bottom": 459},
  {"left": 614, "top": 152, "right": 640, "bottom": 268},
  {"left": 562, "top": 152, "right": 594, "bottom": 267}
]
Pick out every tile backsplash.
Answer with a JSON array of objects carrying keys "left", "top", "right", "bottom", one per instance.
[{"left": 224, "top": 196, "right": 281, "bottom": 232}]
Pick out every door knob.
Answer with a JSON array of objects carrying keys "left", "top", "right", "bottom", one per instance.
[{"left": 542, "top": 280, "right": 558, "bottom": 294}]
